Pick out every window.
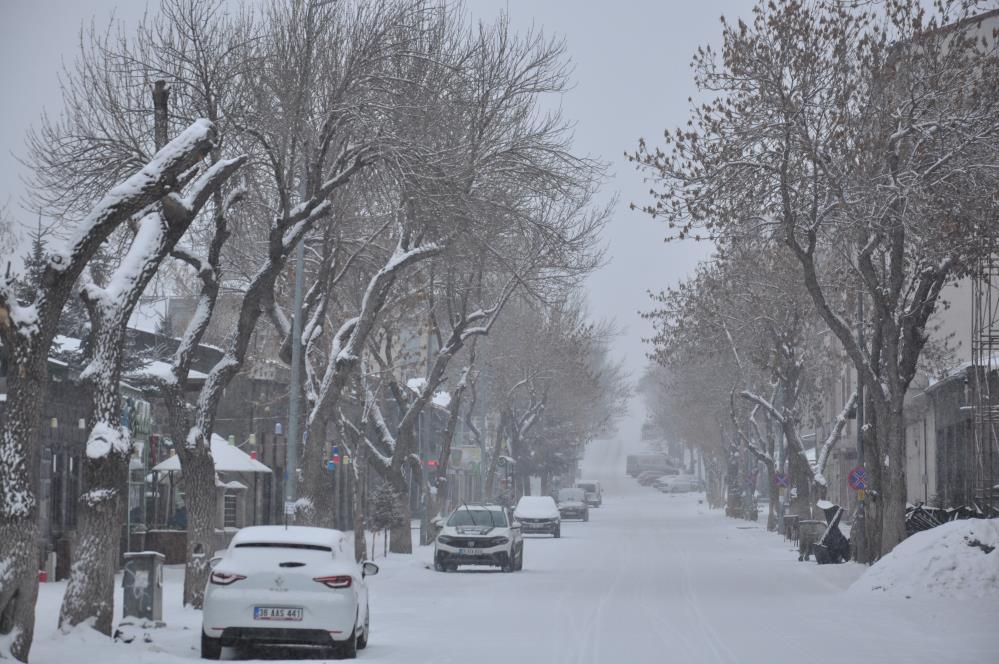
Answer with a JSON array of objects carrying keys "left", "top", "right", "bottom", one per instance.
[{"left": 223, "top": 491, "right": 237, "bottom": 528}]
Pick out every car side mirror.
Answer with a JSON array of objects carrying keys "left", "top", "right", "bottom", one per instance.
[
  {"left": 511, "top": 522, "right": 521, "bottom": 530},
  {"left": 209, "top": 556, "right": 223, "bottom": 570},
  {"left": 362, "top": 561, "right": 379, "bottom": 578}
]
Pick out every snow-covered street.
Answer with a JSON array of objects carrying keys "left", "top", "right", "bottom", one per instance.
[{"left": 28, "top": 435, "right": 999, "bottom": 664}]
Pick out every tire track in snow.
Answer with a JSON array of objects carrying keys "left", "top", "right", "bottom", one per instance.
[{"left": 675, "top": 539, "right": 740, "bottom": 664}]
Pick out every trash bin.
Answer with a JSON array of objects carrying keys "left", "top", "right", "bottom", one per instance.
[{"left": 122, "top": 551, "right": 165, "bottom": 621}]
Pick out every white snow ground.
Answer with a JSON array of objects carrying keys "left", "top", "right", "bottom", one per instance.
[{"left": 30, "top": 435, "right": 999, "bottom": 663}]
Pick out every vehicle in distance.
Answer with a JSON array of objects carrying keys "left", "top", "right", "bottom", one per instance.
[
  {"left": 435, "top": 504, "right": 523, "bottom": 572},
  {"left": 514, "top": 495, "right": 562, "bottom": 537},
  {"left": 626, "top": 453, "right": 671, "bottom": 477},
  {"left": 555, "top": 487, "right": 589, "bottom": 521},
  {"left": 637, "top": 470, "right": 671, "bottom": 486},
  {"left": 574, "top": 480, "right": 602, "bottom": 507},
  {"left": 656, "top": 475, "right": 706, "bottom": 493},
  {"left": 202, "top": 525, "right": 378, "bottom": 660}
]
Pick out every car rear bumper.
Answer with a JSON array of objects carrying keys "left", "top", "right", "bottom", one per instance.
[
  {"left": 559, "top": 508, "right": 586, "bottom": 519},
  {"left": 217, "top": 626, "right": 346, "bottom": 648},
  {"left": 203, "top": 589, "right": 355, "bottom": 641}
]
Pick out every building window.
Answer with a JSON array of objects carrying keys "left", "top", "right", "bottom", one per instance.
[{"left": 223, "top": 491, "right": 238, "bottom": 528}]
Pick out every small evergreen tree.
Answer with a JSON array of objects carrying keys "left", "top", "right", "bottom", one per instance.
[{"left": 369, "top": 483, "right": 404, "bottom": 558}]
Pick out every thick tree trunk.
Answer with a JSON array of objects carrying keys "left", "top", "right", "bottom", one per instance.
[
  {"left": 59, "top": 335, "right": 135, "bottom": 633},
  {"left": 299, "top": 417, "right": 335, "bottom": 529},
  {"left": 388, "top": 474, "right": 413, "bottom": 555},
  {"left": 0, "top": 362, "right": 43, "bottom": 662},
  {"left": 58, "top": 442, "right": 129, "bottom": 634},
  {"left": 880, "top": 404, "right": 908, "bottom": 556},
  {"left": 178, "top": 444, "right": 217, "bottom": 608}
]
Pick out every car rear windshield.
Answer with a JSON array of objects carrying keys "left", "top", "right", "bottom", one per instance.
[
  {"left": 577, "top": 483, "right": 596, "bottom": 492},
  {"left": 447, "top": 509, "right": 507, "bottom": 527},
  {"left": 234, "top": 542, "right": 333, "bottom": 552},
  {"left": 558, "top": 488, "right": 585, "bottom": 501}
]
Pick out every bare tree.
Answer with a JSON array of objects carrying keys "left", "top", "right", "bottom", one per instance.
[
  {"left": 631, "top": 0, "right": 999, "bottom": 557},
  {"left": 0, "top": 120, "right": 218, "bottom": 661}
]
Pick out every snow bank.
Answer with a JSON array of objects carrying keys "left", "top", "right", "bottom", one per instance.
[{"left": 850, "top": 519, "right": 999, "bottom": 598}]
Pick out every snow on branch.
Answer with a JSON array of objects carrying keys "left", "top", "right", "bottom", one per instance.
[{"left": 814, "top": 390, "right": 858, "bottom": 487}]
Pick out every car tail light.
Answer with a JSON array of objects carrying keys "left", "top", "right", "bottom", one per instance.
[
  {"left": 314, "top": 575, "right": 352, "bottom": 589},
  {"left": 210, "top": 571, "right": 246, "bottom": 586}
]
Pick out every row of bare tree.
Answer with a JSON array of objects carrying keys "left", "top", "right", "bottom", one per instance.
[
  {"left": 0, "top": 1, "right": 625, "bottom": 661},
  {"left": 633, "top": 0, "right": 999, "bottom": 563}
]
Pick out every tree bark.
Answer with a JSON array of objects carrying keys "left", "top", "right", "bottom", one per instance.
[
  {"left": 0, "top": 362, "right": 42, "bottom": 662},
  {"left": 388, "top": 473, "right": 412, "bottom": 555},
  {"left": 299, "top": 416, "right": 335, "bottom": 529},
  {"left": 58, "top": 340, "right": 130, "bottom": 634},
  {"left": 177, "top": 444, "right": 217, "bottom": 608}
]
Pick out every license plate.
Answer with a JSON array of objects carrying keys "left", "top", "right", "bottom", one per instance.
[
  {"left": 254, "top": 606, "right": 303, "bottom": 621},
  {"left": 458, "top": 548, "right": 480, "bottom": 555}
]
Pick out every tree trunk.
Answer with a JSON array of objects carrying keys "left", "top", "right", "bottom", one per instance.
[
  {"left": 388, "top": 474, "right": 413, "bottom": 555},
  {"left": 299, "top": 417, "right": 335, "bottom": 529},
  {"left": 178, "top": 444, "right": 217, "bottom": 608},
  {"left": 880, "top": 403, "right": 908, "bottom": 556},
  {"left": 58, "top": 443, "right": 129, "bottom": 634},
  {"left": 59, "top": 345, "right": 130, "bottom": 634},
  {"left": 0, "top": 361, "right": 43, "bottom": 662},
  {"left": 352, "top": 476, "right": 366, "bottom": 562}
]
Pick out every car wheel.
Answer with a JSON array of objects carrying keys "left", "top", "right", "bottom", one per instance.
[
  {"left": 583, "top": 511, "right": 589, "bottom": 522},
  {"left": 357, "top": 611, "right": 369, "bottom": 650},
  {"left": 554, "top": 526, "right": 561, "bottom": 538},
  {"left": 515, "top": 546, "right": 524, "bottom": 571},
  {"left": 201, "top": 631, "right": 222, "bottom": 660},
  {"left": 339, "top": 627, "right": 358, "bottom": 659}
]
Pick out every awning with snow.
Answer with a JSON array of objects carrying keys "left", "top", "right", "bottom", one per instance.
[{"left": 151, "top": 433, "right": 271, "bottom": 474}]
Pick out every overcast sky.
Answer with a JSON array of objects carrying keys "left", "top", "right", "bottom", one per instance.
[{"left": 0, "top": 0, "right": 749, "bottom": 443}]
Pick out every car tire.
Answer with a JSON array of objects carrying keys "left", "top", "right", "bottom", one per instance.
[
  {"left": 583, "top": 511, "right": 589, "bottom": 522},
  {"left": 554, "top": 526, "right": 561, "bottom": 538},
  {"left": 201, "top": 631, "right": 222, "bottom": 660},
  {"left": 357, "top": 612, "right": 369, "bottom": 650},
  {"left": 339, "top": 627, "right": 358, "bottom": 659}
]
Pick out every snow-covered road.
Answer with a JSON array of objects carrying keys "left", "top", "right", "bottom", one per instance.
[{"left": 31, "top": 434, "right": 999, "bottom": 663}]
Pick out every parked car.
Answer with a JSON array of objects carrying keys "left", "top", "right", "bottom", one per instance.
[
  {"left": 637, "top": 470, "right": 667, "bottom": 486},
  {"left": 514, "top": 495, "right": 562, "bottom": 537},
  {"left": 657, "top": 475, "right": 705, "bottom": 493},
  {"left": 574, "top": 480, "right": 603, "bottom": 507},
  {"left": 435, "top": 504, "right": 524, "bottom": 572},
  {"left": 202, "top": 525, "right": 378, "bottom": 660},
  {"left": 556, "top": 487, "right": 590, "bottom": 521}
]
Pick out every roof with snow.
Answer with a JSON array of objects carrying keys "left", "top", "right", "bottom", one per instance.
[{"left": 152, "top": 433, "right": 271, "bottom": 474}]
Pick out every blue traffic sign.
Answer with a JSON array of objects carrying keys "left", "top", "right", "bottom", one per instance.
[{"left": 848, "top": 465, "right": 868, "bottom": 491}]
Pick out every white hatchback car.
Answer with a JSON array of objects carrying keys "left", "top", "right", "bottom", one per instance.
[{"left": 202, "top": 526, "right": 378, "bottom": 659}]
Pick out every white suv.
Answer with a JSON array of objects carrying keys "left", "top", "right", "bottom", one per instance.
[{"left": 434, "top": 504, "right": 523, "bottom": 572}]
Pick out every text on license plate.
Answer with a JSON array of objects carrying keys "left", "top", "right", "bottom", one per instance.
[
  {"left": 254, "top": 606, "right": 303, "bottom": 621},
  {"left": 458, "top": 548, "right": 480, "bottom": 555}
]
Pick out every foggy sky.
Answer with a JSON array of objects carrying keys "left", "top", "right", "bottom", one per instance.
[{"left": 0, "top": 0, "right": 749, "bottom": 444}]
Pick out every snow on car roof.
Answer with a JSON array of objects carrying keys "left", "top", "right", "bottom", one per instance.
[{"left": 231, "top": 525, "right": 344, "bottom": 549}]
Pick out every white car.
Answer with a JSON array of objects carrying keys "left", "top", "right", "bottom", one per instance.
[
  {"left": 514, "top": 495, "right": 562, "bottom": 536},
  {"left": 434, "top": 504, "right": 523, "bottom": 572},
  {"left": 202, "top": 526, "right": 378, "bottom": 659}
]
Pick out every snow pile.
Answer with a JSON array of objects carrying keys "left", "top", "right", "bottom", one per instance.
[{"left": 850, "top": 519, "right": 999, "bottom": 598}]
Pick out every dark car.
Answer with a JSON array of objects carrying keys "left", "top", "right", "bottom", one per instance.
[{"left": 556, "top": 488, "right": 590, "bottom": 521}]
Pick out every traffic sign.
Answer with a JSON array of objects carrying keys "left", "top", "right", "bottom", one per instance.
[
  {"left": 774, "top": 471, "right": 790, "bottom": 488},
  {"left": 848, "top": 465, "right": 868, "bottom": 491}
]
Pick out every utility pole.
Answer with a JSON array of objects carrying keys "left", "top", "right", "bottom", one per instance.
[{"left": 285, "top": 190, "right": 307, "bottom": 515}]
